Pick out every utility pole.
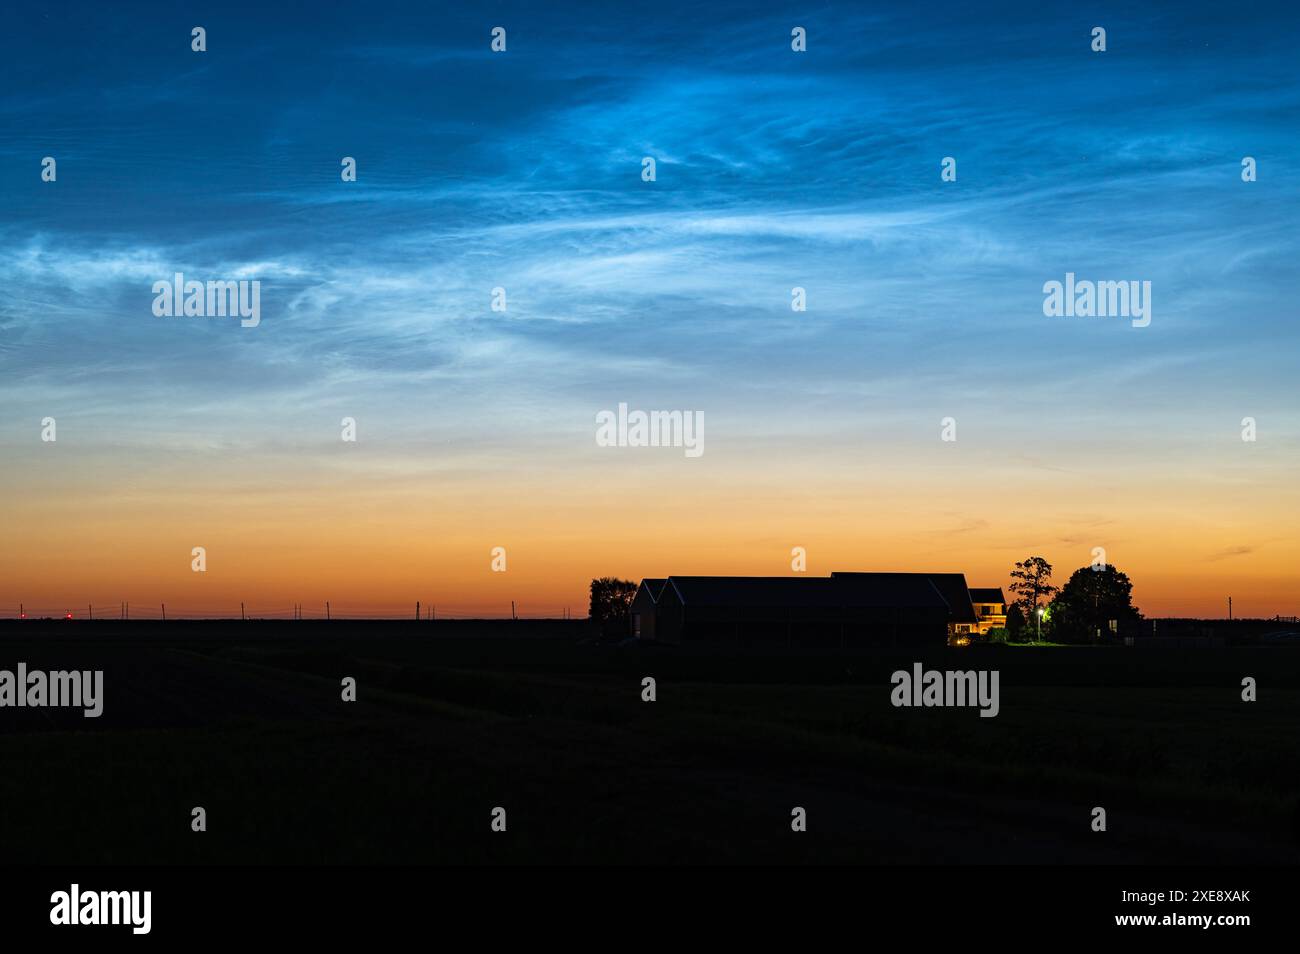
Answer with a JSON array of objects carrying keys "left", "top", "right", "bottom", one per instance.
[
  {"left": 241, "top": 602, "right": 245, "bottom": 621},
  {"left": 511, "top": 600, "right": 517, "bottom": 621},
  {"left": 1228, "top": 596, "right": 1233, "bottom": 620},
  {"left": 326, "top": 601, "right": 331, "bottom": 621},
  {"left": 88, "top": 603, "right": 92, "bottom": 620},
  {"left": 161, "top": 603, "right": 166, "bottom": 621},
  {"left": 416, "top": 601, "right": 420, "bottom": 621}
]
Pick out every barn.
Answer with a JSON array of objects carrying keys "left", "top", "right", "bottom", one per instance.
[
  {"left": 629, "top": 578, "right": 667, "bottom": 641},
  {"left": 832, "top": 572, "right": 980, "bottom": 641},
  {"left": 641, "top": 573, "right": 964, "bottom": 647}
]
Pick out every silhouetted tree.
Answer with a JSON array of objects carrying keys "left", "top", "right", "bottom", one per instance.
[
  {"left": 1009, "top": 556, "right": 1058, "bottom": 640},
  {"left": 589, "top": 577, "right": 637, "bottom": 636},
  {"left": 1049, "top": 564, "right": 1142, "bottom": 643}
]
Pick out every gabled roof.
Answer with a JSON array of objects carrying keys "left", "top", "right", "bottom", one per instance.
[
  {"left": 636, "top": 578, "right": 668, "bottom": 602},
  {"left": 968, "top": 587, "right": 1005, "bottom": 605},
  {"left": 831, "top": 572, "right": 978, "bottom": 623},
  {"left": 664, "top": 575, "right": 951, "bottom": 611}
]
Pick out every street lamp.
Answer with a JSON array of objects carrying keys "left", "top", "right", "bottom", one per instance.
[{"left": 1036, "top": 607, "right": 1044, "bottom": 643}]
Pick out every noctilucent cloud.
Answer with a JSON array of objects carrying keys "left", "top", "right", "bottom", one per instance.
[{"left": 1, "top": 1, "right": 1297, "bottom": 617}]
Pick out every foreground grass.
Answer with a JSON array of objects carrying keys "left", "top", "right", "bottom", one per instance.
[{"left": 0, "top": 636, "right": 1296, "bottom": 864}]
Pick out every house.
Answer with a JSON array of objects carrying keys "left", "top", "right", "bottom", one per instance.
[
  {"left": 967, "top": 588, "right": 1007, "bottom": 635},
  {"left": 629, "top": 578, "right": 667, "bottom": 641},
  {"left": 635, "top": 572, "right": 966, "bottom": 647}
]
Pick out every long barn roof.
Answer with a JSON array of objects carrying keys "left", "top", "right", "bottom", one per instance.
[
  {"left": 660, "top": 574, "right": 958, "bottom": 614},
  {"left": 832, "top": 572, "right": 978, "bottom": 623}
]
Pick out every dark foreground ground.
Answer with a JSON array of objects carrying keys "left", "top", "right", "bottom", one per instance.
[{"left": 0, "top": 620, "right": 1297, "bottom": 865}]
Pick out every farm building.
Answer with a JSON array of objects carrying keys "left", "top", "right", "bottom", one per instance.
[
  {"left": 636, "top": 572, "right": 977, "bottom": 647},
  {"left": 629, "top": 578, "right": 667, "bottom": 641},
  {"left": 832, "top": 572, "right": 980, "bottom": 641}
]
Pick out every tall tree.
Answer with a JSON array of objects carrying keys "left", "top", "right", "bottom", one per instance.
[
  {"left": 588, "top": 577, "right": 638, "bottom": 636},
  {"left": 1049, "top": 564, "right": 1142, "bottom": 642},
  {"left": 1009, "top": 556, "right": 1058, "bottom": 640}
]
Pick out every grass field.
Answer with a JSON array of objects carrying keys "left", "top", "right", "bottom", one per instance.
[{"left": 1, "top": 621, "right": 1297, "bottom": 864}]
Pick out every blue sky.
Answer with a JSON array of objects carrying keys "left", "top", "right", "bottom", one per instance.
[
  {"left": 1, "top": 1, "right": 1298, "bottom": 615},
  {"left": 3, "top": 1, "right": 1297, "bottom": 439}
]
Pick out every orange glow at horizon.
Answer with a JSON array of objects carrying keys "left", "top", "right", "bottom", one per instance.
[{"left": 3, "top": 440, "right": 1297, "bottom": 620}]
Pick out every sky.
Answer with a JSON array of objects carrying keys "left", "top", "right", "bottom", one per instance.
[{"left": 1, "top": 1, "right": 1297, "bottom": 618}]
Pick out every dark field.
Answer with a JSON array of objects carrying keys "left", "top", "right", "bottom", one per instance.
[{"left": 1, "top": 620, "right": 1298, "bottom": 865}]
